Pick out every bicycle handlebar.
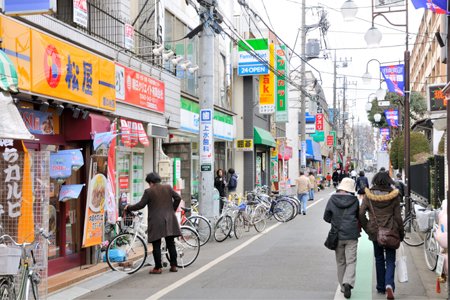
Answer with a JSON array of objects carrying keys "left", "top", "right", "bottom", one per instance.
[{"left": 0, "top": 228, "right": 51, "bottom": 249}]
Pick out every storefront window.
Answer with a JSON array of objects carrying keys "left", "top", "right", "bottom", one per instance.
[{"left": 116, "top": 148, "right": 145, "bottom": 206}]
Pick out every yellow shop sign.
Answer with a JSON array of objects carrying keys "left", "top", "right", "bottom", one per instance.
[{"left": 0, "top": 15, "right": 115, "bottom": 111}]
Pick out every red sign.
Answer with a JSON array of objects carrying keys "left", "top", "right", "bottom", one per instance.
[
  {"left": 326, "top": 135, "right": 334, "bottom": 146},
  {"left": 116, "top": 64, "right": 165, "bottom": 113},
  {"left": 119, "top": 175, "right": 129, "bottom": 189},
  {"left": 315, "top": 113, "right": 324, "bottom": 131},
  {"left": 120, "top": 119, "right": 150, "bottom": 148}
]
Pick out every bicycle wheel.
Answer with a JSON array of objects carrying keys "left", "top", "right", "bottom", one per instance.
[
  {"left": 234, "top": 212, "right": 245, "bottom": 239},
  {"left": 0, "top": 277, "right": 15, "bottom": 300},
  {"left": 186, "top": 215, "right": 212, "bottom": 246},
  {"left": 106, "top": 233, "right": 147, "bottom": 274},
  {"left": 424, "top": 231, "right": 439, "bottom": 271},
  {"left": 403, "top": 215, "right": 425, "bottom": 247},
  {"left": 214, "top": 215, "right": 232, "bottom": 242},
  {"left": 253, "top": 206, "right": 267, "bottom": 233},
  {"left": 273, "top": 199, "right": 295, "bottom": 222},
  {"left": 170, "top": 226, "right": 200, "bottom": 268}
]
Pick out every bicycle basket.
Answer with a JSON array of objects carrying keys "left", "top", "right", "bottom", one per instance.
[
  {"left": 121, "top": 211, "right": 135, "bottom": 228},
  {"left": 0, "top": 246, "right": 21, "bottom": 275}
]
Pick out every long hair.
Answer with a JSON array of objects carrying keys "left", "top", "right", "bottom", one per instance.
[{"left": 372, "top": 171, "right": 394, "bottom": 187}]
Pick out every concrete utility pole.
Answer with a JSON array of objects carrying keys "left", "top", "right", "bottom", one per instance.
[
  {"left": 299, "top": 0, "right": 306, "bottom": 170},
  {"left": 198, "top": 4, "right": 215, "bottom": 220}
]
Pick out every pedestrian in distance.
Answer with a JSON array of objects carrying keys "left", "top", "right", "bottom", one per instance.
[
  {"left": 214, "top": 169, "right": 226, "bottom": 212},
  {"left": 308, "top": 171, "right": 316, "bottom": 201},
  {"left": 295, "top": 171, "right": 311, "bottom": 215},
  {"left": 227, "top": 168, "right": 238, "bottom": 194},
  {"left": 350, "top": 169, "right": 357, "bottom": 181},
  {"left": 355, "top": 171, "right": 369, "bottom": 200},
  {"left": 125, "top": 172, "right": 181, "bottom": 274},
  {"left": 332, "top": 169, "right": 340, "bottom": 189},
  {"left": 393, "top": 173, "right": 405, "bottom": 203},
  {"left": 359, "top": 171, "right": 404, "bottom": 299},
  {"left": 324, "top": 177, "right": 360, "bottom": 299},
  {"left": 326, "top": 172, "right": 332, "bottom": 187}
]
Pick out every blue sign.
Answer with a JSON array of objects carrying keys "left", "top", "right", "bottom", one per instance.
[
  {"left": 50, "top": 153, "right": 73, "bottom": 179},
  {"left": 384, "top": 110, "right": 399, "bottom": 127},
  {"left": 59, "top": 184, "right": 85, "bottom": 202},
  {"left": 238, "top": 64, "right": 269, "bottom": 76},
  {"left": 4, "top": 0, "right": 56, "bottom": 15},
  {"left": 93, "top": 132, "right": 117, "bottom": 151},
  {"left": 200, "top": 110, "right": 212, "bottom": 122},
  {"left": 380, "top": 64, "right": 404, "bottom": 96}
]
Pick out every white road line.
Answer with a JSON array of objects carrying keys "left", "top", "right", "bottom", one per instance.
[{"left": 146, "top": 197, "right": 326, "bottom": 300}]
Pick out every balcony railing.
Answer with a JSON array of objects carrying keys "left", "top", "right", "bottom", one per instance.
[{"left": 53, "top": 0, "right": 173, "bottom": 74}]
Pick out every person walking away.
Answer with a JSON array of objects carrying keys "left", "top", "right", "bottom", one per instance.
[
  {"left": 350, "top": 169, "right": 357, "bottom": 181},
  {"left": 308, "top": 172, "right": 316, "bottom": 201},
  {"left": 393, "top": 173, "right": 405, "bottom": 203},
  {"left": 359, "top": 171, "right": 404, "bottom": 299},
  {"left": 324, "top": 178, "right": 360, "bottom": 299},
  {"left": 355, "top": 171, "right": 369, "bottom": 200},
  {"left": 326, "top": 172, "right": 332, "bottom": 187},
  {"left": 332, "top": 169, "right": 340, "bottom": 189},
  {"left": 295, "top": 171, "right": 311, "bottom": 215},
  {"left": 125, "top": 172, "right": 181, "bottom": 274},
  {"left": 214, "top": 169, "right": 226, "bottom": 212},
  {"left": 227, "top": 168, "right": 238, "bottom": 199}
]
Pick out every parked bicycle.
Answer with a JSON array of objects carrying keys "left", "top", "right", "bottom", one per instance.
[
  {"left": 213, "top": 198, "right": 240, "bottom": 242},
  {"left": 105, "top": 211, "right": 200, "bottom": 274},
  {"left": 233, "top": 200, "right": 267, "bottom": 239},
  {"left": 180, "top": 207, "right": 212, "bottom": 246},
  {"left": 402, "top": 198, "right": 428, "bottom": 247},
  {"left": 0, "top": 228, "right": 50, "bottom": 300},
  {"left": 423, "top": 206, "right": 442, "bottom": 271}
]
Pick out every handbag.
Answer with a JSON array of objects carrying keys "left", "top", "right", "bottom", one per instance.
[
  {"left": 396, "top": 243, "right": 408, "bottom": 283},
  {"left": 324, "top": 208, "right": 347, "bottom": 250},
  {"left": 368, "top": 199, "right": 401, "bottom": 249}
]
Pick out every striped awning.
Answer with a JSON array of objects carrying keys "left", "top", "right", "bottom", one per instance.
[{"left": 0, "top": 50, "right": 18, "bottom": 93}]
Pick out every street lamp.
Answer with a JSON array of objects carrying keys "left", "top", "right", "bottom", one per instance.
[
  {"left": 341, "top": 0, "right": 358, "bottom": 22},
  {"left": 365, "top": 26, "right": 382, "bottom": 48},
  {"left": 376, "top": 84, "right": 387, "bottom": 101},
  {"left": 362, "top": 58, "right": 381, "bottom": 84},
  {"left": 374, "top": 113, "right": 382, "bottom": 123},
  {"left": 366, "top": 93, "right": 376, "bottom": 111}
]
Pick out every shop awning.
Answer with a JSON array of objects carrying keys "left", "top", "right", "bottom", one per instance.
[
  {"left": 278, "top": 146, "right": 293, "bottom": 160},
  {"left": 65, "top": 114, "right": 111, "bottom": 141},
  {"left": 306, "top": 139, "right": 321, "bottom": 161},
  {"left": 0, "top": 50, "right": 18, "bottom": 93},
  {"left": 0, "top": 92, "right": 34, "bottom": 140},
  {"left": 254, "top": 127, "right": 276, "bottom": 147}
]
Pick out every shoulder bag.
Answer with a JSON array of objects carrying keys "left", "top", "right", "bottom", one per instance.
[
  {"left": 324, "top": 208, "right": 347, "bottom": 250},
  {"left": 368, "top": 199, "right": 400, "bottom": 249}
]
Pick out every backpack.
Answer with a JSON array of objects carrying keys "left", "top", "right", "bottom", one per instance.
[{"left": 228, "top": 175, "right": 237, "bottom": 189}]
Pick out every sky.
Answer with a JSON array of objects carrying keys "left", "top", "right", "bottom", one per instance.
[{"left": 250, "top": 0, "right": 425, "bottom": 125}]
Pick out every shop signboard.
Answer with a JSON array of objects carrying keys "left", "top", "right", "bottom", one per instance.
[
  {"left": 315, "top": 113, "right": 324, "bottom": 131},
  {"left": 300, "top": 140, "right": 306, "bottom": 168},
  {"left": 270, "top": 147, "right": 278, "bottom": 183},
  {"left": 275, "top": 45, "right": 288, "bottom": 123},
  {"left": 235, "top": 139, "right": 253, "bottom": 151},
  {"left": 119, "top": 175, "right": 129, "bottom": 189},
  {"left": 237, "top": 38, "right": 269, "bottom": 76},
  {"left": 19, "top": 108, "right": 59, "bottom": 135},
  {"left": 199, "top": 109, "right": 213, "bottom": 170},
  {"left": 428, "top": 84, "right": 446, "bottom": 113},
  {"left": 82, "top": 174, "right": 106, "bottom": 248},
  {"left": 306, "top": 123, "right": 315, "bottom": 134},
  {"left": 73, "top": 0, "right": 88, "bottom": 28},
  {"left": 124, "top": 24, "right": 134, "bottom": 50},
  {"left": 59, "top": 184, "right": 84, "bottom": 202},
  {"left": 4, "top": 0, "right": 56, "bottom": 15},
  {"left": 259, "top": 43, "right": 275, "bottom": 114},
  {"left": 326, "top": 135, "right": 334, "bottom": 146},
  {"left": 115, "top": 64, "right": 164, "bottom": 113},
  {"left": 256, "top": 156, "right": 262, "bottom": 186}
]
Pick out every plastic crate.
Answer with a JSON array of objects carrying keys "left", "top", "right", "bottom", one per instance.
[{"left": 0, "top": 246, "right": 21, "bottom": 275}]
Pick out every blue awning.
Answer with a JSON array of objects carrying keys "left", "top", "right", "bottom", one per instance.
[{"left": 306, "top": 139, "right": 321, "bottom": 161}]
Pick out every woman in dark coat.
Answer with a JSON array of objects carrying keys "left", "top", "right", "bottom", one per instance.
[
  {"left": 125, "top": 172, "right": 182, "bottom": 274},
  {"left": 324, "top": 178, "right": 360, "bottom": 299},
  {"left": 214, "top": 169, "right": 226, "bottom": 212},
  {"left": 359, "top": 171, "right": 404, "bottom": 299}
]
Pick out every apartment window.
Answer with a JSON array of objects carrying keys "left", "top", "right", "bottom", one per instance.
[{"left": 165, "top": 10, "right": 199, "bottom": 97}]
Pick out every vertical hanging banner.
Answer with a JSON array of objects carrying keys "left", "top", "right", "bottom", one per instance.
[
  {"left": 124, "top": 24, "right": 134, "bottom": 50},
  {"left": 120, "top": 119, "right": 131, "bottom": 147},
  {"left": 73, "top": 0, "right": 88, "bottom": 28},
  {"left": 384, "top": 109, "right": 399, "bottom": 127},
  {"left": 259, "top": 43, "right": 275, "bottom": 114},
  {"left": 380, "top": 64, "right": 404, "bottom": 96},
  {"left": 270, "top": 147, "right": 279, "bottom": 183},
  {"left": 137, "top": 123, "right": 150, "bottom": 147},
  {"left": 275, "top": 45, "right": 288, "bottom": 122}
]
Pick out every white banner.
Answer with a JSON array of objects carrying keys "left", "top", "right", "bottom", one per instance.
[{"left": 73, "top": 0, "right": 88, "bottom": 28}]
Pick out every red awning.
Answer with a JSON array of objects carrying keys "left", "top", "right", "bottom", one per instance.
[
  {"left": 65, "top": 113, "right": 111, "bottom": 141},
  {"left": 278, "top": 146, "right": 293, "bottom": 160}
]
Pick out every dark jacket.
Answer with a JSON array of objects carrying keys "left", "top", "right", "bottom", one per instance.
[
  {"left": 228, "top": 174, "right": 238, "bottom": 192},
  {"left": 214, "top": 176, "right": 226, "bottom": 197},
  {"left": 359, "top": 186, "right": 404, "bottom": 242},
  {"left": 394, "top": 179, "right": 405, "bottom": 198},
  {"left": 127, "top": 184, "right": 182, "bottom": 243},
  {"left": 332, "top": 171, "right": 339, "bottom": 182},
  {"left": 323, "top": 193, "right": 360, "bottom": 240},
  {"left": 356, "top": 176, "right": 369, "bottom": 194}
]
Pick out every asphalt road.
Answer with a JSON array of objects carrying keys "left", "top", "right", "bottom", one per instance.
[{"left": 70, "top": 183, "right": 444, "bottom": 300}]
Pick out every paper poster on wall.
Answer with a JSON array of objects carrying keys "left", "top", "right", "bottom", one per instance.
[{"left": 82, "top": 174, "right": 106, "bottom": 248}]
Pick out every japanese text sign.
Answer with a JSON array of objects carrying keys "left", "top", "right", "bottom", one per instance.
[
  {"left": 235, "top": 139, "right": 253, "bottom": 151},
  {"left": 315, "top": 113, "right": 324, "bottom": 131},
  {"left": 275, "top": 45, "right": 288, "bottom": 122},
  {"left": 115, "top": 64, "right": 165, "bottom": 113},
  {"left": 73, "top": 0, "right": 88, "bottom": 28},
  {"left": 428, "top": 84, "right": 447, "bottom": 112},
  {"left": 259, "top": 43, "right": 275, "bottom": 114},
  {"left": 326, "top": 135, "right": 334, "bottom": 146},
  {"left": 237, "top": 38, "right": 269, "bottom": 76},
  {"left": 82, "top": 174, "right": 106, "bottom": 247},
  {"left": 199, "top": 109, "right": 213, "bottom": 166},
  {"left": 30, "top": 30, "right": 116, "bottom": 111},
  {"left": 380, "top": 64, "right": 404, "bottom": 96},
  {"left": 124, "top": 24, "right": 134, "bottom": 50},
  {"left": 384, "top": 109, "right": 399, "bottom": 127}
]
